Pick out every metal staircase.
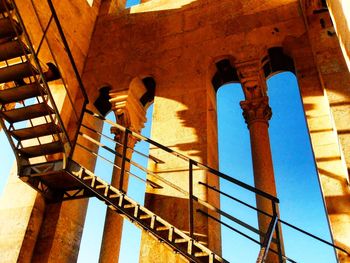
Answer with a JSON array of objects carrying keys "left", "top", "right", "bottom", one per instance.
[
  {"left": 0, "top": 0, "right": 65, "bottom": 163},
  {"left": 1, "top": 0, "right": 348, "bottom": 262},
  {"left": 0, "top": 1, "right": 233, "bottom": 261},
  {"left": 66, "top": 159, "right": 227, "bottom": 263},
  {"left": 0, "top": 0, "right": 92, "bottom": 201}
]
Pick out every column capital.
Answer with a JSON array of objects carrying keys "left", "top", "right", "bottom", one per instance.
[
  {"left": 109, "top": 87, "right": 147, "bottom": 134},
  {"left": 235, "top": 60, "right": 267, "bottom": 100},
  {"left": 111, "top": 125, "right": 139, "bottom": 148},
  {"left": 240, "top": 97, "right": 272, "bottom": 127}
]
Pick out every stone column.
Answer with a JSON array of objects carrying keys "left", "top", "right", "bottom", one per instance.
[
  {"left": 99, "top": 85, "right": 147, "bottom": 263},
  {"left": 237, "top": 61, "right": 281, "bottom": 262},
  {"left": 99, "top": 120, "right": 138, "bottom": 263}
]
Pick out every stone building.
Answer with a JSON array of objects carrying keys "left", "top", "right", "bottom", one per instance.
[{"left": 0, "top": 0, "right": 349, "bottom": 262}]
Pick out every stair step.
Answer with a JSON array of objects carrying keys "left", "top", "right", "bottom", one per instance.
[
  {"left": 0, "top": 40, "right": 29, "bottom": 61},
  {"left": 96, "top": 184, "right": 107, "bottom": 189},
  {"left": 0, "top": 103, "right": 54, "bottom": 123},
  {"left": 0, "top": 18, "right": 21, "bottom": 40},
  {"left": 139, "top": 214, "right": 152, "bottom": 220},
  {"left": 0, "top": 83, "right": 43, "bottom": 104},
  {"left": 9, "top": 122, "right": 61, "bottom": 141},
  {"left": 0, "top": 62, "right": 37, "bottom": 84},
  {"left": 174, "top": 238, "right": 188, "bottom": 244},
  {"left": 0, "top": 1, "right": 13, "bottom": 13},
  {"left": 156, "top": 226, "right": 169, "bottom": 231},
  {"left": 194, "top": 252, "right": 209, "bottom": 258},
  {"left": 123, "top": 203, "right": 136, "bottom": 209},
  {"left": 62, "top": 162, "right": 228, "bottom": 263},
  {"left": 18, "top": 141, "right": 63, "bottom": 158}
]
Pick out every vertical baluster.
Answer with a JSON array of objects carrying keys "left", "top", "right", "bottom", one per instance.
[
  {"left": 119, "top": 129, "right": 130, "bottom": 190},
  {"left": 272, "top": 201, "right": 283, "bottom": 262},
  {"left": 189, "top": 160, "right": 194, "bottom": 238}
]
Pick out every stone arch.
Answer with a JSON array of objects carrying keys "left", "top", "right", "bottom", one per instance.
[
  {"left": 211, "top": 57, "right": 240, "bottom": 92},
  {"left": 262, "top": 47, "right": 296, "bottom": 79},
  {"left": 93, "top": 84, "right": 112, "bottom": 117},
  {"left": 108, "top": 76, "right": 156, "bottom": 133},
  {"left": 98, "top": 75, "right": 156, "bottom": 263},
  {"left": 140, "top": 76, "right": 156, "bottom": 109}
]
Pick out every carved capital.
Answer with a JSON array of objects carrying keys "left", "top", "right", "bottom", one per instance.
[
  {"left": 235, "top": 60, "right": 267, "bottom": 100},
  {"left": 111, "top": 125, "right": 138, "bottom": 148},
  {"left": 109, "top": 85, "right": 147, "bottom": 134},
  {"left": 240, "top": 97, "right": 272, "bottom": 126}
]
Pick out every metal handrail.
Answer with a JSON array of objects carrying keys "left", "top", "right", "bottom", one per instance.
[
  {"left": 197, "top": 209, "right": 297, "bottom": 263},
  {"left": 46, "top": 0, "right": 89, "bottom": 103},
  {"left": 24, "top": 0, "right": 90, "bottom": 155},
  {"left": 85, "top": 109, "right": 279, "bottom": 203},
  {"left": 84, "top": 108, "right": 350, "bottom": 260},
  {"left": 200, "top": 182, "right": 350, "bottom": 257},
  {"left": 81, "top": 123, "right": 162, "bottom": 163},
  {"left": 76, "top": 142, "right": 161, "bottom": 189},
  {"left": 77, "top": 128, "right": 268, "bottom": 240}
]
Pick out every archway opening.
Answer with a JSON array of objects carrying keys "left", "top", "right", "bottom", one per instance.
[
  {"left": 213, "top": 53, "right": 337, "bottom": 262},
  {"left": 216, "top": 82, "right": 259, "bottom": 262},
  {"left": 77, "top": 111, "right": 117, "bottom": 263},
  {"left": 78, "top": 76, "right": 155, "bottom": 262},
  {"left": 119, "top": 103, "right": 153, "bottom": 263},
  {"left": 268, "top": 72, "right": 336, "bottom": 262}
]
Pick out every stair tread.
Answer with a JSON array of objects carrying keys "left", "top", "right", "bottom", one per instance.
[
  {"left": 0, "top": 83, "right": 43, "bottom": 104},
  {"left": 0, "top": 18, "right": 21, "bottom": 40},
  {"left": 174, "top": 238, "right": 188, "bottom": 243},
  {"left": 10, "top": 122, "right": 61, "bottom": 141},
  {"left": 0, "top": 62, "right": 38, "bottom": 84},
  {"left": 0, "top": 103, "right": 54, "bottom": 123},
  {"left": 57, "top": 161, "right": 229, "bottom": 263},
  {"left": 0, "top": 40, "right": 29, "bottom": 61},
  {"left": 139, "top": 214, "right": 152, "bottom": 220},
  {"left": 18, "top": 141, "right": 64, "bottom": 158},
  {"left": 194, "top": 251, "right": 209, "bottom": 257},
  {"left": 0, "top": 1, "right": 13, "bottom": 13}
]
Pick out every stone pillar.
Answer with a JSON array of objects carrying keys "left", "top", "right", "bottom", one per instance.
[
  {"left": 99, "top": 122, "right": 137, "bottom": 263},
  {"left": 286, "top": 32, "right": 350, "bottom": 262},
  {"left": 237, "top": 61, "right": 281, "bottom": 262},
  {"left": 240, "top": 97, "right": 276, "bottom": 226},
  {"left": 31, "top": 110, "right": 102, "bottom": 263},
  {"left": 0, "top": 165, "right": 45, "bottom": 263},
  {"left": 99, "top": 84, "right": 147, "bottom": 262},
  {"left": 296, "top": 6, "right": 350, "bottom": 261}
]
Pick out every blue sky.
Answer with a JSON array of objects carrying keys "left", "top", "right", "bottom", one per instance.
[
  {"left": 126, "top": 0, "right": 142, "bottom": 8},
  {"left": 217, "top": 73, "right": 335, "bottom": 262}
]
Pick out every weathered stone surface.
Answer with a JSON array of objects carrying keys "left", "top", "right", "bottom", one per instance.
[{"left": 0, "top": 0, "right": 350, "bottom": 262}]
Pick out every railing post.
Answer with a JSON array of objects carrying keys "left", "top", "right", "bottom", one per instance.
[
  {"left": 189, "top": 160, "right": 194, "bottom": 238},
  {"left": 119, "top": 129, "right": 130, "bottom": 191},
  {"left": 272, "top": 201, "right": 284, "bottom": 263},
  {"left": 256, "top": 215, "right": 278, "bottom": 263}
]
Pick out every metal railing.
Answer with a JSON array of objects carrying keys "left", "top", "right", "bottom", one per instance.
[
  {"left": 79, "top": 109, "right": 350, "bottom": 262},
  {"left": 0, "top": 0, "right": 71, "bottom": 163},
  {"left": 81, "top": 109, "right": 286, "bottom": 262},
  {"left": 16, "top": 0, "right": 89, "bottom": 156}
]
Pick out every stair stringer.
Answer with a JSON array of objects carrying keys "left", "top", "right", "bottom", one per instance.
[{"left": 65, "top": 159, "right": 228, "bottom": 263}]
